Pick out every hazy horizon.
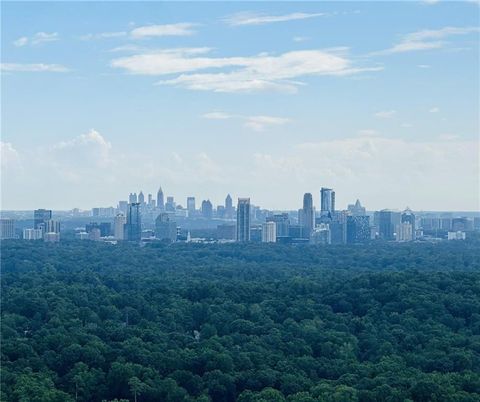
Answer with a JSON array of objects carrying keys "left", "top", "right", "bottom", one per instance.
[{"left": 2, "top": 1, "right": 479, "bottom": 211}]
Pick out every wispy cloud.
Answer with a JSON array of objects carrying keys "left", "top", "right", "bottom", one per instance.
[
  {"left": 81, "top": 23, "right": 197, "bottom": 41},
  {"left": 223, "top": 12, "right": 326, "bottom": 26},
  {"left": 130, "top": 23, "right": 197, "bottom": 38},
  {"left": 293, "top": 36, "right": 310, "bottom": 42},
  {"left": 244, "top": 116, "right": 291, "bottom": 131},
  {"left": 429, "top": 107, "right": 440, "bottom": 113},
  {"left": 202, "top": 111, "right": 234, "bottom": 120},
  {"left": 1, "top": 63, "right": 69, "bottom": 72},
  {"left": 112, "top": 47, "right": 382, "bottom": 93},
  {"left": 80, "top": 31, "right": 127, "bottom": 40},
  {"left": 374, "top": 110, "right": 396, "bottom": 119},
  {"left": 202, "top": 111, "right": 291, "bottom": 131},
  {"left": 13, "top": 32, "right": 59, "bottom": 47},
  {"left": 374, "top": 26, "right": 479, "bottom": 55}
]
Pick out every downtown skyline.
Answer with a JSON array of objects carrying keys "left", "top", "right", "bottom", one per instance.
[{"left": 2, "top": 1, "right": 479, "bottom": 211}]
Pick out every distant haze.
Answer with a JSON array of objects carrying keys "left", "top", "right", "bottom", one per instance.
[{"left": 2, "top": 2, "right": 479, "bottom": 211}]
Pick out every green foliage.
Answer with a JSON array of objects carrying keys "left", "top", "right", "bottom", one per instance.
[{"left": 1, "top": 240, "right": 480, "bottom": 401}]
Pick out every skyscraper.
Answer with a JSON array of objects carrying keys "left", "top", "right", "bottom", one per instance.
[
  {"left": 43, "top": 219, "right": 61, "bottom": 242},
  {"left": 347, "top": 199, "right": 366, "bottom": 216},
  {"left": 401, "top": 208, "right": 416, "bottom": 236},
  {"left": 346, "top": 215, "right": 370, "bottom": 244},
  {"left": 262, "top": 221, "right": 276, "bottom": 243},
  {"left": 34, "top": 209, "right": 52, "bottom": 230},
  {"left": 320, "top": 188, "right": 335, "bottom": 218},
  {"left": 157, "top": 187, "right": 164, "bottom": 210},
  {"left": 299, "top": 193, "right": 315, "bottom": 239},
  {"left": 201, "top": 200, "right": 213, "bottom": 219},
  {"left": 236, "top": 198, "right": 251, "bottom": 242},
  {"left": 187, "top": 197, "right": 196, "bottom": 216},
  {"left": 0, "top": 219, "right": 15, "bottom": 239},
  {"left": 124, "top": 203, "right": 141, "bottom": 241},
  {"left": 225, "top": 194, "right": 233, "bottom": 218},
  {"left": 165, "top": 196, "right": 175, "bottom": 212},
  {"left": 114, "top": 213, "right": 126, "bottom": 240},
  {"left": 138, "top": 191, "right": 145, "bottom": 205},
  {"left": 379, "top": 210, "right": 395, "bottom": 241},
  {"left": 155, "top": 213, "right": 177, "bottom": 242},
  {"left": 129, "top": 193, "right": 138, "bottom": 204},
  {"left": 266, "top": 213, "right": 290, "bottom": 238}
]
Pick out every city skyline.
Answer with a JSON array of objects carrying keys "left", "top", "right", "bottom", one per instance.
[{"left": 2, "top": 1, "right": 479, "bottom": 211}]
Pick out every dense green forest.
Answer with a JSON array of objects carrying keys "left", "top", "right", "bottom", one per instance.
[{"left": 2, "top": 240, "right": 480, "bottom": 402}]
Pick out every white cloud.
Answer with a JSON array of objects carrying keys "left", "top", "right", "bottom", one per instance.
[
  {"left": 357, "top": 129, "right": 380, "bottom": 137},
  {"left": 80, "top": 31, "right": 127, "bottom": 40},
  {"left": 251, "top": 136, "right": 478, "bottom": 210},
  {"left": 244, "top": 115, "right": 291, "bottom": 131},
  {"left": 203, "top": 111, "right": 290, "bottom": 131},
  {"left": 429, "top": 107, "right": 440, "bottom": 113},
  {"left": 223, "top": 12, "right": 326, "bottom": 26},
  {"left": 130, "top": 23, "right": 197, "bottom": 38},
  {"left": 202, "top": 111, "right": 233, "bottom": 120},
  {"left": 418, "top": 64, "right": 431, "bottom": 68},
  {"left": 374, "top": 26, "right": 479, "bottom": 54},
  {"left": 13, "top": 37, "right": 28, "bottom": 47},
  {"left": 13, "top": 32, "right": 59, "bottom": 47},
  {"left": 1, "top": 142, "right": 21, "bottom": 169},
  {"left": 374, "top": 110, "right": 396, "bottom": 119},
  {"left": 1, "top": 63, "right": 69, "bottom": 72},
  {"left": 112, "top": 48, "right": 382, "bottom": 93},
  {"left": 293, "top": 36, "right": 310, "bottom": 42}
]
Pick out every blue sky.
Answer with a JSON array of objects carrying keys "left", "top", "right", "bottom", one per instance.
[{"left": 2, "top": 1, "right": 479, "bottom": 211}]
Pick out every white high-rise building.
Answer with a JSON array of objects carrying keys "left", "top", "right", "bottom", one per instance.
[
  {"left": 262, "top": 221, "right": 276, "bottom": 243},
  {"left": 396, "top": 222, "right": 413, "bottom": 242},
  {"left": 114, "top": 213, "right": 126, "bottom": 240},
  {"left": 23, "top": 228, "right": 43, "bottom": 240}
]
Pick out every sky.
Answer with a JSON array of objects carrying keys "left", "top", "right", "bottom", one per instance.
[{"left": 1, "top": 1, "right": 479, "bottom": 211}]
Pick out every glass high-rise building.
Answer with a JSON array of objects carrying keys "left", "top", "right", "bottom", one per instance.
[
  {"left": 225, "top": 194, "right": 233, "bottom": 218},
  {"left": 236, "top": 198, "right": 250, "bottom": 242},
  {"left": 187, "top": 197, "right": 196, "bottom": 215},
  {"left": 34, "top": 209, "right": 52, "bottom": 230},
  {"left": 347, "top": 215, "right": 370, "bottom": 243},
  {"left": 266, "top": 213, "right": 290, "bottom": 238},
  {"left": 379, "top": 210, "right": 395, "bottom": 240},
  {"left": 299, "top": 193, "right": 315, "bottom": 239},
  {"left": 157, "top": 187, "right": 164, "bottom": 210},
  {"left": 201, "top": 200, "right": 213, "bottom": 219},
  {"left": 155, "top": 213, "right": 177, "bottom": 242},
  {"left": 320, "top": 188, "right": 335, "bottom": 218},
  {"left": 124, "top": 203, "right": 141, "bottom": 241}
]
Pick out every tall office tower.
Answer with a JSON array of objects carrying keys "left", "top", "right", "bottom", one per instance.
[
  {"left": 311, "top": 223, "right": 331, "bottom": 245},
  {"left": 138, "top": 191, "right": 145, "bottom": 205},
  {"left": 129, "top": 193, "right": 138, "bottom": 204},
  {"left": 155, "top": 213, "right": 177, "bottom": 242},
  {"left": 299, "top": 193, "right": 315, "bottom": 239},
  {"left": 23, "top": 228, "right": 43, "bottom": 240},
  {"left": 124, "top": 203, "right": 141, "bottom": 241},
  {"left": 187, "top": 197, "right": 196, "bottom": 216},
  {"left": 114, "top": 213, "right": 126, "bottom": 240},
  {"left": 261, "top": 221, "right": 276, "bottom": 243},
  {"left": 236, "top": 198, "right": 251, "bottom": 242},
  {"left": 320, "top": 188, "right": 335, "bottom": 218},
  {"left": 379, "top": 210, "right": 395, "bottom": 240},
  {"left": 201, "top": 200, "right": 213, "bottom": 219},
  {"left": 148, "top": 193, "right": 153, "bottom": 205},
  {"left": 34, "top": 209, "right": 52, "bottom": 230},
  {"left": 396, "top": 222, "right": 413, "bottom": 242},
  {"left": 117, "top": 201, "right": 128, "bottom": 215},
  {"left": 225, "top": 194, "right": 233, "bottom": 218},
  {"left": 347, "top": 199, "right": 366, "bottom": 216},
  {"left": 157, "top": 187, "right": 165, "bottom": 210},
  {"left": 0, "top": 218, "right": 16, "bottom": 239},
  {"left": 346, "top": 215, "right": 370, "bottom": 244},
  {"left": 401, "top": 208, "right": 416, "bottom": 237},
  {"left": 43, "top": 219, "right": 61, "bottom": 242},
  {"left": 266, "top": 213, "right": 290, "bottom": 238},
  {"left": 165, "top": 196, "right": 175, "bottom": 212}
]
